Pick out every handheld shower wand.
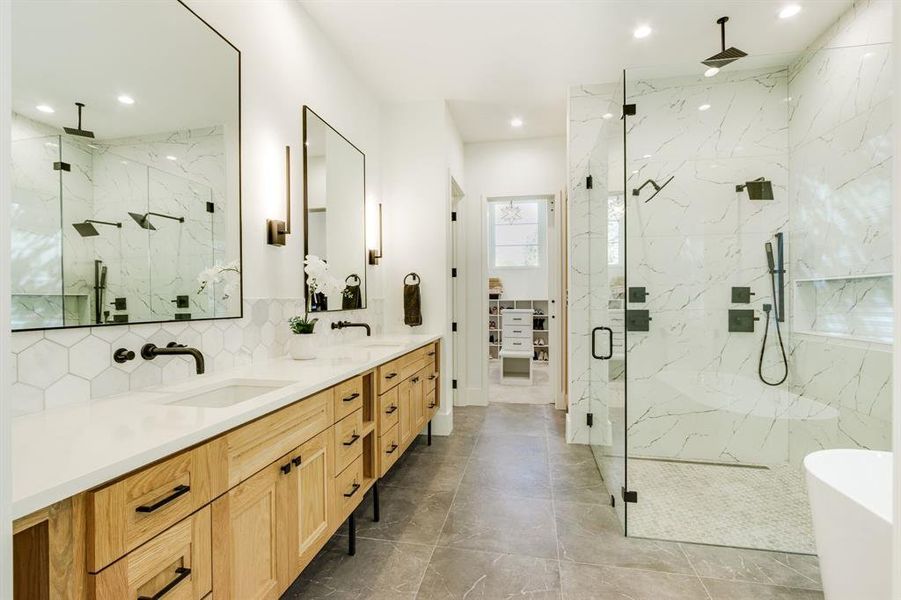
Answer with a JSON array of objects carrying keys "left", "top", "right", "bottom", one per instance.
[{"left": 759, "top": 235, "right": 788, "bottom": 386}]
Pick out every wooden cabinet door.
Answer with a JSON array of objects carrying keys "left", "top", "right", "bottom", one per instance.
[
  {"left": 411, "top": 371, "right": 426, "bottom": 435},
  {"left": 212, "top": 458, "right": 286, "bottom": 600},
  {"left": 279, "top": 429, "right": 333, "bottom": 581},
  {"left": 397, "top": 378, "right": 413, "bottom": 448}
]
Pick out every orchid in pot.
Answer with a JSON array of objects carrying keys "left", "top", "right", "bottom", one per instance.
[
  {"left": 304, "top": 255, "right": 346, "bottom": 311},
  {"left": 287, "top": 314, "right": 319, "bottom": 360}
]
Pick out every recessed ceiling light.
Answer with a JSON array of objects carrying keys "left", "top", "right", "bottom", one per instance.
[
  {"left": 36, "top": 104, "right": 54, "bottom": 113},
  {"left": 779, "top": 4, "right": 801, "bottom": 19},
  {"left": 631, "top": 170, "right": 639, "bottom": 175},
  {"left": 165, "top": 155, "right": 177, "bottom": 161},
  {"left": 633, "top": 25, "right": 652, "bottom": 39},
  {"left": 602, "top": 113, "right": 613, "bottom": 120},
  {"left": 698, "top": 104, "right": 711, "bottom": 111},
  {"left": 117, "top": 95, "right": 135, "bottom": 105},
  {"left": 643, "top": 154, "right": 653, "bottom": 159},
  {"left": 704, "top": 67, "right": 720, "bottom": 78},
  {"left": 510, "top": 117, "right": 523, "bottom": 128}
]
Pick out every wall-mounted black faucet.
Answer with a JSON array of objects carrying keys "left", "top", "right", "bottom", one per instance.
[
  {"left": 331, "top": 321, "right": 371, "bottom": 337},
  {"left": 141, "top": 342, "right": 205, "bottom": 374}
]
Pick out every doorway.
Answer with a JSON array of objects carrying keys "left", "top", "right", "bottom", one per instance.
[{"left": 484, "top": 195, "right": 559, "bottom": 405}]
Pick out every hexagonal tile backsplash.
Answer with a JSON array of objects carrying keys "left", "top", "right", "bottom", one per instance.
[{"left": 10, "top": 298, "right": 383, "bottom": 416}]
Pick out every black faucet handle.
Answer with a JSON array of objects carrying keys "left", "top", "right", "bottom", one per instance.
[
  {"left": 166, "top": 342, "right": 187, "bottom": 348},
  {"left": 113, "top": 348, "right": 136, "bottom": 363}
]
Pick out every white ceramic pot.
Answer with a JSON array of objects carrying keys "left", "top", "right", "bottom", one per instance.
[{"left": 288, "top": 333, "right": 317, "bottom": 360}]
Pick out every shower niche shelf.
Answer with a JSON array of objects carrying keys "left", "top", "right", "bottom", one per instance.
[{"left": 792, "top": 273, "right": 892, "bottom": 345}]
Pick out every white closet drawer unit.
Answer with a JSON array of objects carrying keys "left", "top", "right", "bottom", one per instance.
[
  {"left": 502, "top": 324, "right": 531, "bottom": 339},
  {"left": 502, "top": 311, "right": 531, "bottom": 326},
  {"left": 504, "top": 337, "right": 531, "bottom": 351}
]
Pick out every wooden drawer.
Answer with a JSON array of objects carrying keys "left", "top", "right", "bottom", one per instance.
[
  {"left": 87, "top": 444, "right": 220, "bottom": 572},
  {"left": 333, "top": 409, "right": 364, "bottom": 474},
  {"left": 334, "top": 455, "right": 364, "bottom": 522},
  {"left": 334, "top": 375, "right": 364, "bottom": 422},
  {"left": 377, "top": 358, "right": 403, "bottom": 394},
  {"left": 400, "top": 353, "right": 429, "bottom": 380},
  {"left": 426, "top": 389, "right": 438, "bottom": 417},
  {"left": 424, "top": 368, "right": 438, "bottom": 397},
  {"left": 378, "top": 387, "right": 399, "bottom": 433},
  {"left": 222, "top": 388, "right": 333, "bottom": 489},
  {"left": 379, "top": 424, "right": 400, "bottom": 477},
  {"left": 91, "top": 506, "right": 211, "bottom": 600}
]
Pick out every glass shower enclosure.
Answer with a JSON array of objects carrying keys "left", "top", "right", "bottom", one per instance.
[{"left": 585, "top": 41, "right": 893, "bottom": 554}]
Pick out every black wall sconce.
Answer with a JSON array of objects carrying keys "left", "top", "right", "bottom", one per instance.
[
  {"left": 267, "top": 145, "right": 292, "bottom": 246},
  {"left": 368, "top": 202, "right": 383, "bottom": 265}
]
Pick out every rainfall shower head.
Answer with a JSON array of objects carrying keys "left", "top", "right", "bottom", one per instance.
[
  {"left": 72, "top": 219, "right": 122, "bottom": 237},
  {"left": 128, "top": 211, "right": 185, "bottom": 230},
  {"left": 702, "top": 17, "right": 748, "bottom": 69},
  {"left": 63, "top": 102, "right": 95, "bottom": 139},
  {"left": 736, "top": 177, "right": 774, "bottom": 200},
  {"left": 632, "top": 176, "right": 674, "bottom": 203}
]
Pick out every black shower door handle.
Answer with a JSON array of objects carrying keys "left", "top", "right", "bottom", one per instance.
[{"left": 591, "top": 327, "right": 613, "bottom": 360}]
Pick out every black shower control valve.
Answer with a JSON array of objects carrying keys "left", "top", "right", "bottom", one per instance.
[
  {"left": 113, "top": 348, "right": 136, "bottom": 363},
  {"left": 731, "top": 287, "right": 755, "bottom": 304},
  {"left": 728, "top": 309, "right": 758, "bottom": 333}
]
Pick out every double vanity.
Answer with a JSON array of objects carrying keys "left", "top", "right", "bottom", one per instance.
[{"left": 11, "top": 334, "right": 442, "bottom": 599}]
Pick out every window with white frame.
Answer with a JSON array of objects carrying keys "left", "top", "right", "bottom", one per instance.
[{"left": 488, "top": 198, "right": 547, "bottom": 269}]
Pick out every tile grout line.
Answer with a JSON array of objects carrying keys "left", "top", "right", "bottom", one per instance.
[
  {"left": 412, "top": 408, "right": 485, "bottom": 598},
  {"left": 545, "top": 412, "right": 566, "bottom": 599}
]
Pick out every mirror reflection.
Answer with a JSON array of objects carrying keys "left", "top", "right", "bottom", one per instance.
[
  {"left": 11, "top": 0, "right": 241, "bottom": 330},
  {"left": 303, "top": 107, "right": 367, "bottom": 312}
]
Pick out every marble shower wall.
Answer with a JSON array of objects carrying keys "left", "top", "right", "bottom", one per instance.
[
  {"left": 786, "top": 0, "right": 893, "bottom": 462},
  {"left": 624, "top": 66, "right": 793, "bottom": 465},
  {"left": 9, "top": 298, "right": 384, "bottom": 416}
]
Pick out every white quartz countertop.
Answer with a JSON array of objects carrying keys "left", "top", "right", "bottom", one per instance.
[{"left": 11, "top": 333, "right": 442, "bottom": 520}]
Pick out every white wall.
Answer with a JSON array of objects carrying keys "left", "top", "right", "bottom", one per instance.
[
  {"left": 0, "top": 0, "right": 11, "bottom": 592},
  {"left": 381, "top": 100, "right": 463, "bottom": 433},
  {"left": 892, "top": 3, "right": 901, "bottom": 598},
  {"left": 461, "top": 136, "right": 566, "bottom": 405},
  {"left": 187, "top": 0, "right": 383, "bottom": 303}
]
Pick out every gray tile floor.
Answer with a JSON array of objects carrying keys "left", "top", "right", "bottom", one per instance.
[{"left": 284, "top": 404, "right": 823, "bottom": 599}]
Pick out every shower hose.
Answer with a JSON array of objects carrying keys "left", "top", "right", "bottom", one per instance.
[{"left": 758, "top": 268, "right": 789, "bottom": 386}]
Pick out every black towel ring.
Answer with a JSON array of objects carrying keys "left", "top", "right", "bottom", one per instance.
[
  {"left": 404, "top": 272, "right": 420, "bottom": 285},
  {"left": 345, "top": 273, "right": 361, "bottom": 285}
]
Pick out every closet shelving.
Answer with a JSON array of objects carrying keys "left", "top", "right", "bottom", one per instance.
[{"left": 488, "top": 298, "right": 550, "bottom": 362}]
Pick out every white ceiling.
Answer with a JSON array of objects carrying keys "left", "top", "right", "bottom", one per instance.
[
  {"left": 12, "top": 1, "right": 238, "bottom": 140},
  {"left": 300, "top": 0, "right": 852, "bottom": 143}
]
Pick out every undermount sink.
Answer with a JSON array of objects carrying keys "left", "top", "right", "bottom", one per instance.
[{"left": 159, "top": 378, "right": 292, "bottom": 408}]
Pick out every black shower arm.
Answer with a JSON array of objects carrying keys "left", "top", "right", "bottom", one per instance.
[
  {"left": 147, "top": 212, "right": 185, "bottom": 223},
  {"left": 86, "top": 219, "right": 122, "bottom": 228}
]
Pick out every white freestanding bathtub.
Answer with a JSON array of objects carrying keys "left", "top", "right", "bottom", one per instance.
[{"left": 804, "top": 449, "right": 893, "bottom": 600}]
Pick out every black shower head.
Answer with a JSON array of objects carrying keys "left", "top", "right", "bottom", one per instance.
[
  {"left": 702, "top": 17, "right": 748, "bottom": 69},
  {"left": 63, "top": 102, "right": 95, "bottom": 139},
  {"left": 72, "top": 219, "right": 121, "bottom": 237},
  {"left": 736, "top": 177, "right": 774, "bottom": 200},
  {"left": 128, "top": 212, "right": 157, "bottom": 230},
  {"left": 129, "top": 211, "right": 184, "bottom": 230}
]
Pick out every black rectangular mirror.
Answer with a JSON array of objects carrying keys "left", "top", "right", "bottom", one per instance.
[
  {"left": 303, "top": 106, "right": 367, "bottom": 312},
  {"left": 10, "top": 0, "right": 242, "bottom": 330}
]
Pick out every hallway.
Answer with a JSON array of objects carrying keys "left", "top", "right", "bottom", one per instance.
[{"left": 285, "top": 404, "right": 823, "bottom": 599}]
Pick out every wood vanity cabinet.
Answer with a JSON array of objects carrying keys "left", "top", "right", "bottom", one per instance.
[{"left": 12, "top": 340, "right": 439, "bottom": 600}]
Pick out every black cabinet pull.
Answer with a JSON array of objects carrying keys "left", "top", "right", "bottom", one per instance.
[
  {"left": 427, "top": 351, "right": 436, "bottom": 356},
  {"left": 428, "top": 402, "right": 436, "bottom": 409},
  {"left": 412, "top": 376, "right": 420, "bottom": 383},
  {"left": 343, "top": 392, "right": 360, "bottom": 402},
  {"left": 343, "top": 482, "right": 361, "bottom": 498},
  {"left": 292, "top": 456, "right": 302, "bottom": 467},
  {"left": 385, "top": 372, "right": 398, "bottom": 379},
  {"left": 343, "top": 433, "right": 360, "bottom": 446},
  {"left": 135, "top": 485, "right": 190, "bottom": 513},
  {"left": 385, "top": 405, "right": 397, "bottom": 414},
  {"left": 385, "top": 443, "right": 398, "bottom": 454},
  {"left": 428, "top": 374, "right": 437, "bottom": 381},
  {"left": 137, "top": 567, "right": 191, "bottom": 600},
  {"left": 280, "top": 463, "right": 292, "bottom": 475}
]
